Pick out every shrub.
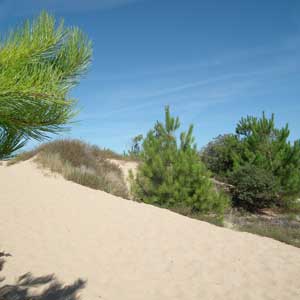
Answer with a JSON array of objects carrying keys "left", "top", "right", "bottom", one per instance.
[
  {"left": 125, "top": 134, "right": 143, "bottom": 159},
  {"left": 200, "top": 134, "right": 240, "bottom": 179},
  {"left": 229, "top": 164, "right": 279, "bottom": 211},
  {"left": 9, "top": 139, "right": 129, "bottom": 198},
  {"left": 202, "top": 112, "right": 300, "bottom": 210},
  {"left": 131, "top": 107, "right": 230, "bottom": 215}
]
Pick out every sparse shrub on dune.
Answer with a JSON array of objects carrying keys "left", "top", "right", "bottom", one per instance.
[
  {"left": 124, "top": 134, "right": 143, "bottom": 160},
  {"left": 9, "top": 139, "right": 129, "bottom": 199},
  {"left": 228, "top": 213, "right": 300, "bottom": 248}
]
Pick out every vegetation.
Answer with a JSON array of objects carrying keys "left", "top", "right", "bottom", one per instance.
[
  {"left": 0, "top": 12, "right": 92, "bottom": 159},
  {"left": 201, "top": 134, "right": 240, "bottom": 179},
  {"left": 1, "top": 10, "right": 299, "bottom": 251},
  {"left": 229, "top": 164, "right": 279, "bottom": 211},
  {"left": 9, "top": 139, "right": 129, "bottom": 198},
  {"left": 226, "top": 212, "right": 300, "bottom": 248},
  {"left": 201, "top": 112, "right": 300, "bottom": 211},
  {"left": 131, "top": 107, "right": 229, "bottom": 216},
  {"left": 238, "top": 222, "right": 300, "bottom": 248},
  {"left": 125, "top": 134, "right": 143, "bottom": 159}
]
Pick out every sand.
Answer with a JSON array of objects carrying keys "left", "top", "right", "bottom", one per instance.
[
  {"left": 0, "top": 160, "right": 300, "bottom": 300},
  {"left": 108, "top": 158, "right": 138, "bottom": 190}
]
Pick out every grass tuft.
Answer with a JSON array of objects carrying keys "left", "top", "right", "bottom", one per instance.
[
  {"left": 226, "top": 210, "right": 300, "bottom": 248},
  {"left": 9, "top": 139, "right": 129, "bottom": 198},
  {"left": 237, "top": 221, "right": 300, "bottom": 248}
]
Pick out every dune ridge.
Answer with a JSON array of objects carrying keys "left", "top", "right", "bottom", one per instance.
[{"left": 0, "top": 160, "right": 300, "bottom": 300}]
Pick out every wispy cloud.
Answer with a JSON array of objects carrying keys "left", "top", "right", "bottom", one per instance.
[
  {"left": 78, "top": 50, "right": 300, "bottom": 125},
  {"left": 79, "top": 72, "right": 259, "bottom": 122},
  {"left": 89, "top": 60, "right": 222, "bottom": 82},
  {"left": 89, "top": 36, "right": 300, "bottom": 84},
  {"left": 99, "top": 61, "right": 297, "bottom": 102},
  {"left": 135, "top": 71, "right": 262, "bottom": 99}
]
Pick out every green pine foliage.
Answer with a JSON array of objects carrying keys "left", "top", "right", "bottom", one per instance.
[
  {"left": 201, "top": 112, "right": 300, "bottom": 210},
  {"left": 131, "top": 107, "right": 229, "bottom": 215},
  {"left": 233, "top": 113, "right": 300, "bottom": 205},
  {"left": 0, "top": 12, "right": 92, "bottom": 159}
]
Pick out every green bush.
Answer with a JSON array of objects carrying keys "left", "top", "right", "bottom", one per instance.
[
  {"left": 201, "top": 112, "right": 300, "bottom": 210},
  {"left": 229, "top": 164, "right": 279, "bottom": 211},
  {"left": 131, "top": 107, "right": 230, "bottom": 215},
  {"left": 200, "top": 134, "right": 240, "bottom": 179}
]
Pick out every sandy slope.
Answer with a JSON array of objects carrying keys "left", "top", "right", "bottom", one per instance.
[
  {"left": 108, "top": 158, "right": 138, "bottom": 190},
  {"left": 0, "top": 160, "right": 300, "bottom": 300}
]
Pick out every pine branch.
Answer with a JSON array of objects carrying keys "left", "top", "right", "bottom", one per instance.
[{"left": 0, "top": 11, "right": 92, "bottom": 157}]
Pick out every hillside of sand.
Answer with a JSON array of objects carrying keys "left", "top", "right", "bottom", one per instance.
[{"left": 0, "top": 159, "right": 300, "bottom": 300}]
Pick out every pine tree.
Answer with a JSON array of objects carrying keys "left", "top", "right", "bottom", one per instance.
[
  {"left": 234, "top": 112, "right": 300, "bottom": 202},
  {"left": 202, "top": 112, "right": 300, "bottom": 209},
  {"left": 131, "top": 107, "right": 229, "bottom": 215},
  {"left": 0, "top": 12, "right": 92, "bottom": 159}
]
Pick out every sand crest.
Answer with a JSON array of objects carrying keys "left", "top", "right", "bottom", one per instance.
[{"left": 0, "top": 160, "right": 300, "bottom": 300}]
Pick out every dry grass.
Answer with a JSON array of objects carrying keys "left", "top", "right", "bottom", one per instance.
[
  {"left": 237, "top": 222, "right": 300, "bottom": 248},
  {"left": 224, "top": 210, "right": 300, "bottom": 248},
  {"left": 168, "top": 205, "right": 225, "bottom": 227},
  {"left": 168, "top": 206, "right": 300, "bottom": 247},
  {"left": 7, "top": 148, "right": 39, "bottom": 165},
  {"left": 9, "top": 139, "right": 129, "bottom": 198}
]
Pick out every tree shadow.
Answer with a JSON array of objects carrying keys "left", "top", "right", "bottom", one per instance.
[{"left": 0, "top": 252, "right": 86, "bottom": 300}]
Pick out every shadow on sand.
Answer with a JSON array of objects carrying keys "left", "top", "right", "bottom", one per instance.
[{"left": 0, "top": 251, "right": 86, "bottom": 300}]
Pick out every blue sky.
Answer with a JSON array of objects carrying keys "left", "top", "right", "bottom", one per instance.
[{"left": 0, "top": 0, "right": 300, "bottom": 153}]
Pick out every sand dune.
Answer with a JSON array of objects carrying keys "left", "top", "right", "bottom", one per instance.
[
  {"left": 107, "top": 158, "right": 138, "bottom": 190},
  {"left": 0, "top": 160, "right": 300, "bottom": 300}
]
